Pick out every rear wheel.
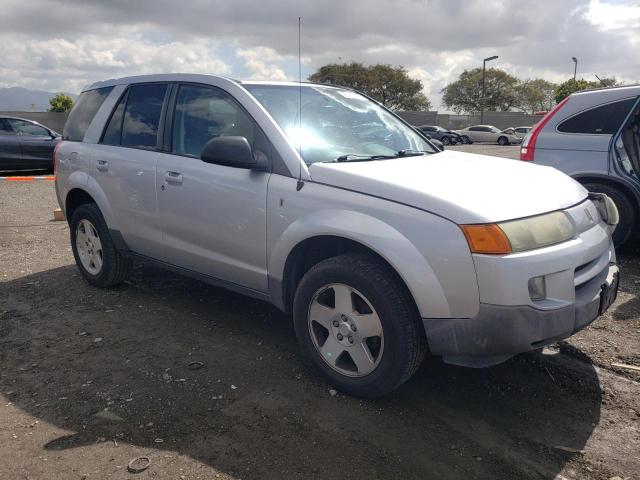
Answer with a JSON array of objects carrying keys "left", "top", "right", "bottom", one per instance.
[
  {"left": 70, "top": 204, "right": 132, "bottom": 287},
  {"left": 583, "top": 183, "right": 636, "bottom": 248},
  {"left": 293, "top": 253, "right": 426, "bottom": 398},
  {"left": 441, "top": 136, "right": 451, "bottom": 146},
  {"left": 498, "top": 136, "right": 509, "bottom": 146}
]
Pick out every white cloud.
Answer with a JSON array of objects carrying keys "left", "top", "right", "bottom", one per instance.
[
  {"left": 584, "top": 0, "right": 640, "bottom": 31},
  {"left": 0, "top": 34, "right": 230, "bottom": 92},
  {"left": 236, "top": 47, "right": 289, "bottom": 81}
]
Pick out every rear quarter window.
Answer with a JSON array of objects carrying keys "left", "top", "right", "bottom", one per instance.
[
  {"left": 558, "top": 98, "right": 636, "bottom": 135},
  {"left": 63, "top": 86, "right": 113, "bottom": 141}
]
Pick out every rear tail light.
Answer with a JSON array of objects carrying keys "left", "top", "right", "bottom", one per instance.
[
  {"left": 520, "top": 96, "right": 570, "bottom": 161},
  {"left": 52, "top": 141, "right": 63, "bottom": 174}
]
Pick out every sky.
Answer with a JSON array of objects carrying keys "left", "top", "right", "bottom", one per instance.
[{"left": 0, "top": 0, "right": 638, "bottom": 110}]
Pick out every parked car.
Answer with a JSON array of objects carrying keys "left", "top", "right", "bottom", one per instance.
[
  {"left": 503, "top": 126, "right": 531, "bottom": 139},
  {"left": 455, "top": 125, "right": 521, "bottom": 145},
  {"left": 0, "top": 116, "right": 60, "bottom": 172},
  {"left": 55, "top": 74, "right": 619, "bottom": 398},
  {"left": 416, "top": 125, "right": 461, "bottom": 145},
  {"left": 412, "top": 127, "right": 444, "bottom": 150},
  {"left": 521, "top": 85, "right": 640, "bottom": 246},
  {"left": 428, "top": 137, "right": 444, "bottom": 150}
]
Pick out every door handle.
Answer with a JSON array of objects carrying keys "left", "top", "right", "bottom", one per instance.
[
  {"left": 96, "top": 159, "right": 109, "bottom": 171},
  {"left": 164, "top": 171, "right": 183, "bottom": 184}
]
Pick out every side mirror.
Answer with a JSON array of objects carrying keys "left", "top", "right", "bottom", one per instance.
[{"left": 200, "top": 136, "right": 267, "bottom": 171}]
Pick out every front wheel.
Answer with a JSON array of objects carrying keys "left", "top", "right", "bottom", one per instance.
[
  {"left": 293, "top": 253, "right": 426, "bottom": 398},
  {"left": 498, "top": 136, "right": 509, "bottom": 146},
  {"left": 461, "top": 135, "right": 472, "bottom": 144},
  {"left": 441, "top": 136, "right": 451, "bottom": 146}
]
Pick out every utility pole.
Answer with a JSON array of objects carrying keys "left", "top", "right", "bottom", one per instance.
[
  {"left": 480, "top": 55, "right": 498, "bottom": 124},
  {"left": 572, "top": 57, "right": 578, "bottom": 80}
]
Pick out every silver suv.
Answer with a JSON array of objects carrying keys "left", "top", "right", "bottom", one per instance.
[
  {"left": 55, "top": 74, "right": 619, "bottom": 397},
  {"left": 520, "top": 85, "right": 640, "bottom": 246}
]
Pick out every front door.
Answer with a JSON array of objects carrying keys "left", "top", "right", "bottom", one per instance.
[
  {"left": 9, "top": 119, "right": 57, "bottom": 171},
  {"left": 156, "top": 83, "right": 270, "bottom": 292}
]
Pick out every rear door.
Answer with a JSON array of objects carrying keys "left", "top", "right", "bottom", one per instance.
[
  {"left": 468, "top": 126, "right": 484, "bottom": 142},
  {"left": 9, "top": 119, "right": 56, "bottom": 171},
  {"left": 0, "top": 118, "right": 22, "bottom": 171},
  {"left": 156, "top": 82, "right": 271, "bottom": 292},
  {"left": 93, "top": 83, "right": 170, "bottom": 260}
]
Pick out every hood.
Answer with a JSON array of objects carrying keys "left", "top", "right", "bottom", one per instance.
[{"left": 308, "top": 150, "right": 587, "bottom": 224}]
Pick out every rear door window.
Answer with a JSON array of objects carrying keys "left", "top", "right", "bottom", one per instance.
[
  {"left": 558, "top": 98, "right": 637, "bottom": 135},
  {"left": 121, "top": 83, "right": 169, "bottom": 149},
  {"left": 63, "top": 86, "right": 113, "bottom": 141}
]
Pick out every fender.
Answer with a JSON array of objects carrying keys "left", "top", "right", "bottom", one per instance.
[
  {"left": 268, "top": 209, "right": 452, "bottom": 319},
  {"left": 63, "top": 172, "right": 120, "bottom": 232}
]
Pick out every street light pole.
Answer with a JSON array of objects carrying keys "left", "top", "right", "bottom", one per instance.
[
  {"left": 572, "top": 57, "right": 578, "bottom": 80},
  {"left": 480, "top": 55, "right": 498, "bottom": 124}
]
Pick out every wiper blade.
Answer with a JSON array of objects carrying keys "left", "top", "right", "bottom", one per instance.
[
  {"left": 331, "top": 153, "right": 398, "bottom": 163},
  {"left": 397, "top": 149, "right": 430, "bottom": 157}
]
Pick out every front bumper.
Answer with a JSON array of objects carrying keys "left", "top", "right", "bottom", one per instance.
[{"left": 423, "top": 262, "right": 619, "bottom": 368}]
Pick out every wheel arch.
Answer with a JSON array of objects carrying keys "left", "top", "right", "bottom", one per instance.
[
  {"left": 63, "top": 177, "right": 117, "bottom": 230},
  {"left": 268, "top": 211, "right": 450, "bottom": 320},
  {"left": 65, "top": 188, "right": 96, "bottom": 221}
]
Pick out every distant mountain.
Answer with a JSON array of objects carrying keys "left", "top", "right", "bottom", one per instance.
[{"left": 0, "top": 87, "right": 78, "bottom": 112}]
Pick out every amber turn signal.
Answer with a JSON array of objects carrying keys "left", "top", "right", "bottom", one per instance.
[{"left": 460, "top": 224, "right": 512, "bottom": 255}]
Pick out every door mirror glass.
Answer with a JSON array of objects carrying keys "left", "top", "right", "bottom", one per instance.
[{"left": 201, "top": 136, "right": 262, "bottom": 170}]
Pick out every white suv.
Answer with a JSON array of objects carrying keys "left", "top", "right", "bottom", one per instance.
[{"left": 55, "top": 74, "right": 619, "bottom": 397}]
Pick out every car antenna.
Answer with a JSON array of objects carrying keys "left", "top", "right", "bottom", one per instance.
[{"left": 296, "top": 16, "right": 304, "bottom": 191}]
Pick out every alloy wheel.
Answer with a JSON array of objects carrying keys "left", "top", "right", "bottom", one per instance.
[
  {"left": 307, "top": 283, "right": 384, "bottom": 377},
  {"left": 75, "top": 219, "right": 103, "bottom": 275}
]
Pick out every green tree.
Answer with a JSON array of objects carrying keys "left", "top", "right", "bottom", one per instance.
[
  {"left": 308, "top": 62, "right": 431, "bottom": 111},
  {"left": 48, "top": 93, "right": 74, "bottom": 113},
  {"left": 595, "top": 76, "right": 620, "bottom": 87},
  {"left": 554, "top": 78, "right": 599, "bottom": 103},
  {"left": 516, "top": 78, "right": 558, "bottom": 113},
  {"left": 440, "top": 68, "right": 520, "bottom": 114}
]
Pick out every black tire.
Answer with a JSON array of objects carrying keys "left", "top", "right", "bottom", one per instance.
[
  {"left": 498, "top": 136, "right": 509, "bottom": 146},
  {"left": 441, "top": 136, "right": 451, "bottom": 146},
  {"left": 70, "top": 203, "right": 132, "bottom": 287},
  {"left": 583, "top": 183, "right": 636, "bottom": 248},
  {"left": 462, "top": 135, "right": 472, "bottom": 144},
  {"left": 293, "top": 253, "right": 426, "bottom": 398}
]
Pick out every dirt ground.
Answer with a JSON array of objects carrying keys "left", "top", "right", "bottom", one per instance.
[{"left": 1, "top": 176, "right": 638, "bottom": 480}]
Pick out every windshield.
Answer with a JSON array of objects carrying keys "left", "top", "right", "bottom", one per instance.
[{"left": 244, "top": 84, "right": 436, "bottom": 164}]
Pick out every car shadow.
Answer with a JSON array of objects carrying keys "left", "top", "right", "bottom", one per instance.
[{"left": 0, "top": 264, "right": 601, "bottom": 479}]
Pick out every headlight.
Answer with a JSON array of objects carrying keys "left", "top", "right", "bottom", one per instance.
[
  {"left": 589, "top": 193, "right": 619, "bottom": 226},
  {"left": 461, "top": 211, "right": 575, "bottom": 254},
  {"left": 498, "top": 211, "right": 575, "bottom": 252}
]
